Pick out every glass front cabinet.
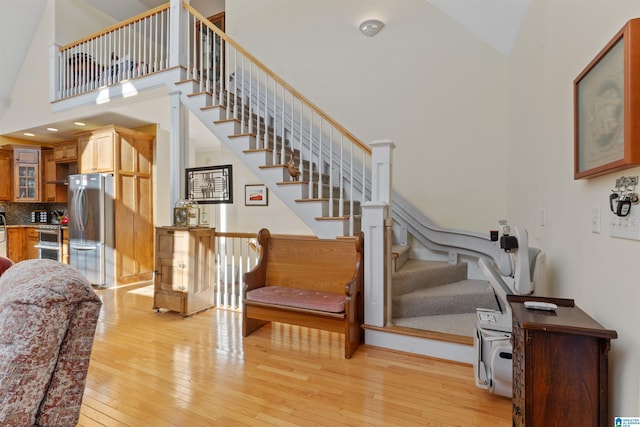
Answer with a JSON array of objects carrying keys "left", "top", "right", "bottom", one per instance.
[{"left": 13, "top": 148, "right": 40, "bottom": 202}]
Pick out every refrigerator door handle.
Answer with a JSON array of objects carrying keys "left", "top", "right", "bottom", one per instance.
[
  {"left": 71, "top": 185, "right": 88, "bottom": 232},
  {"left": 69, "top": 242, "right": 99, "bottom": 251}
]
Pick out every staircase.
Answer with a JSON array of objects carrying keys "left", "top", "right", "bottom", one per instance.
[
  {"left": 50, "top": 3, "right": 525, "bottom": 356},
  {"left": 387, "top": 245, "right": 497, "bottom": 338}
]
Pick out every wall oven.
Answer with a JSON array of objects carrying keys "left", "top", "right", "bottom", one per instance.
[{"left": 35, "top": 225, "right": 62, "bottom": 261}]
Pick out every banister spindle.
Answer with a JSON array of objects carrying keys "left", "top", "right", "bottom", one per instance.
[
  {"left": 329, "top": 127, "right": 334, "bottom": 216},
  {"left": 339, "top": 134, "right": 345, "bottom": 218}
]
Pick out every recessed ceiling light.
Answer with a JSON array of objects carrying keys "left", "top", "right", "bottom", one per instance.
[
  {"left": 74, "top": 122, "right": 86, "bottom": 126},
  {"left": 23, "top": 132, "right": 35, "bottom": 137},
  {"left": 47, "top": 127, "right": 59, "bottom": 132}
]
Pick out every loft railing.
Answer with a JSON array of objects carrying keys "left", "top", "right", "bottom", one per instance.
[
  {"left": 53, "top": 2, "right": 374, "bottom": 234},
  {"left": 183, "top": 5, "right": 372, "bottom": 233},
  {"left": 53, "top": 4, "right": 171, "bottom": 100}
]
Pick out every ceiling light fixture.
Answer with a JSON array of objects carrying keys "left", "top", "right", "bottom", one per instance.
[
  {"left": 23, "top": 132, "right": 35, "bottom": 137},
  {"left": 359, "top": 19, "right": 384, "bottom": 37},
  {"left": 47, "top": 127, "right": 58, "bottom": 132},
  {"left": 74, "top": 122, "right": 86, "bottom": 127}
]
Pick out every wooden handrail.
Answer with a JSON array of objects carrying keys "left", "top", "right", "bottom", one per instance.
[
  {"left": 184, "top": 2, "right": 372, "bottom": 156},
  {"left": 59, "top": 3, "right": 171, "bottom": 51},
  {"left": 214, "top": 231, "right": 257, "bottom": 239}
]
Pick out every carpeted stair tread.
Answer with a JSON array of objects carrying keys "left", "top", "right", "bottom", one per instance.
[
  {"left": 392, "top": 312, "right": 479, "bottom": 337},
  {"left": 392, "top": 259, "right": 467, "bottom": 296},
  {"left": 392, "top": 279, "right": 499, "bottom": 318}
]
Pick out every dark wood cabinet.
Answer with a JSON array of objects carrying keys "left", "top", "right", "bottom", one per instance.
[{"left": 508, "top": 296, "right": 617, "bottom": 427}]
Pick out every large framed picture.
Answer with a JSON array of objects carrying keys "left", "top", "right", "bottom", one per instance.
[
  {"left": 185, "top": 165, "right": 233, "bottom": 204},
  {"left": 574, "top": 18, "right": 640, "bottom": 179},
  {"left": 244, "top": 184, "right": 268, "bottom": 206}
]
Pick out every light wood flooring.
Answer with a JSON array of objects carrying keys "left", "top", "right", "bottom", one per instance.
[{"left": 78, "top": 282, "right": 511, "bottom": 426}]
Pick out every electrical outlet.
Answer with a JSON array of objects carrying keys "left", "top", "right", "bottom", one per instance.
[{"left": 592, "top": 206, "right": 600, "bottom": 234}]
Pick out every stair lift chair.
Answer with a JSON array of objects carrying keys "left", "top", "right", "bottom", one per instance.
[{"left": 473, "top": 226, "right": 546, "bottom": 397}]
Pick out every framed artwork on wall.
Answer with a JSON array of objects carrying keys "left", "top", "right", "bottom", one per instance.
[
  {"left": 574, "top": 18, "right": 640, "bottom": 179},
  {"left": 185, "top": 165, "right": 233, "bottom": 204},
  {"left": 244, "top": 184, "right": 268, "bottom": 206}
]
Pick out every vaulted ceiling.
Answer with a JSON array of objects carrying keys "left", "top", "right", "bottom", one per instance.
[{"left": 0, "top": 0, "right": 530, "bottom": 142}]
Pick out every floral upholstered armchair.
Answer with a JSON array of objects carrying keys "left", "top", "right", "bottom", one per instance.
[{"left": 0, "top": 259, "right": 102, "bottom": 426}]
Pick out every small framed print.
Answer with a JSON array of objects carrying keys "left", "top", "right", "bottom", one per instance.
[
  {"left": 244, "top": 184, "right": 268, "bottom": 206},
  {"left": 574, "top": 18, "right": 640, "bottom": 179}
]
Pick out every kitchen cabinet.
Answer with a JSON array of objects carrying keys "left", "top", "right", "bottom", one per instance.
[
  {"left": 6, "top": 228, "right": 22, "bottom": 262},
  {"left": 508, "top": 296, "right": 617, "bottom": 427},
  {"left": 153, "top": 226, "right": 215, "bottom": 316},
  {"left": 13, "top": 147, "right": 41, "bottom": 202},
  {"left": 25, "top": 227, "right": 38, "bottom": 260},
  {"left": 43, "top": 149, "right": 77, "bottom": 203},
  {"left": 77, "top": 125, "right": 155, "bottom": 284},
  {"left": 7, "top": 227, "right": 25, "bottom": 262},
  {"left": 0, "top": 149, "right": 11, "bottom": 201},
  {"left": 53, "top": 141, "right": 77, "bottom": 162},
  {"left": 77, "top": 127, "right": 115, "bottom": 173},
  {"left": 7, "top": 227, "right": 40, "bottom": 262}
]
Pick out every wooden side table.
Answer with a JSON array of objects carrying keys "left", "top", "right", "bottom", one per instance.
[{"left": 508, "top": 295, "right": 617, "bottom": 427}]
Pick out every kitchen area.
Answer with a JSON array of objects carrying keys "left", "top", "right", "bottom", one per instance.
[
  {"left": 0, "top": 124, "right": 156, "bottom": 287},
  {"left": 0, "top": 142, "right": 73, "bottom": 265},
  {"left": 0, "top": 202, "right": 69, "bottom": 263}
]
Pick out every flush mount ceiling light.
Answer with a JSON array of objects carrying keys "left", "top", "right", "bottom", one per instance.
[{"left": 359, "top": 19, "right": 384, "bottom": 37}]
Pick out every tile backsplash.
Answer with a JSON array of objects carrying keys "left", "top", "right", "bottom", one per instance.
[{"left": 1, "top": 202, "right": 68, "bottom": 225}]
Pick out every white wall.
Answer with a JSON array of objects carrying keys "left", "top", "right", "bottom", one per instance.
[
  {"left": 194, "top": 144, "right": 313, "bottom": 235},
  {"left": 508, "top": 0, "right": 640, "bottom": 417},
  {"left": 226, "top": 0, "right": 510, "bottom": 233}
]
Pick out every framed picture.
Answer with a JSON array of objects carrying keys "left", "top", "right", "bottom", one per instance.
[
  {"left": 185, "top": 165, "right": 233, "bottom": 204},
  {"left": 574, "top": 18, "right": 640, "bottom": 179},
  {"left": 245, "top": 184, "right": 268, "bottom": 206}
]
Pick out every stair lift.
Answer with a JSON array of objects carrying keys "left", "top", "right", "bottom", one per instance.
[{"left": 473, "top": 221, "right": 546, "bottom": 397}]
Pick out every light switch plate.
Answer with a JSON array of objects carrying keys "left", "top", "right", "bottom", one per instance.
[
  {"left": 592, "top": 206, "right": 600, "bottom": 234},
  {"left": 609, "top": 208, "right": 640, "bottom": 240}
]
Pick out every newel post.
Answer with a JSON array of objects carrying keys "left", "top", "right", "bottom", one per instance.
[
  {"left": 362, "top": 140, "right": 395, "bottom": 327},
  {"left": 169, "top": 0, "right": 188, "bottom": 79}
]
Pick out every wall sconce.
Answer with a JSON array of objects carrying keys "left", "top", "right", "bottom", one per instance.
[{"left": 359, "top": 19, "right": 384, "bottom": 37}]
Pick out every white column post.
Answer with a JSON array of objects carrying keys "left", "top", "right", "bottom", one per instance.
[
  {"left": 362, "top": 140, "right": 395, "bottom": 327},
  {"left": 49, "top": 44, "right": 61, "bottom": 102},
  {"left": 169, "top": 0, "right": 188, "bottom": 79},
  {"left": 169, "top": 91, "right": 189, "bottom": 212},
  {"left": 362, "top": 202, "right": 389, "bottom": 327}
]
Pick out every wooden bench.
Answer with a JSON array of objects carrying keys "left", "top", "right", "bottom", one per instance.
[{"left": 242, "top": 228, "right": 365, "bottom": 359}]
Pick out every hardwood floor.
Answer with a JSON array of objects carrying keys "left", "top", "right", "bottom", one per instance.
[{"left": 78, "top": 282, "right": 511, "bottom": 426}]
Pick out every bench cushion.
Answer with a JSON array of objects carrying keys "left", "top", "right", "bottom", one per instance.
[{"left": 246, "top": 286, "right": 345, "bottom": 313}]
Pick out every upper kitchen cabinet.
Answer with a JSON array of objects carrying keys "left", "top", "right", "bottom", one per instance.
[
  {"left": 0, "top": 149, "right": 12, "bottom": 201},
  {"left": 53, "top": 141, "right": 78, "bottom": 163},
  {"left": 13, "top": 147, "right": 41, "bottom": 202},
  {"left": 43, "top": 148, "right": 77, "bottom": 203},
  {"left": 77, "top": 127, "right": 116, "bottom": 173}
]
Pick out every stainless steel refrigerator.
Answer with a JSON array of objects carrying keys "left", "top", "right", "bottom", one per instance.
[{"left": 68, "top": 173, "right": 115, "bottom": 287}]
